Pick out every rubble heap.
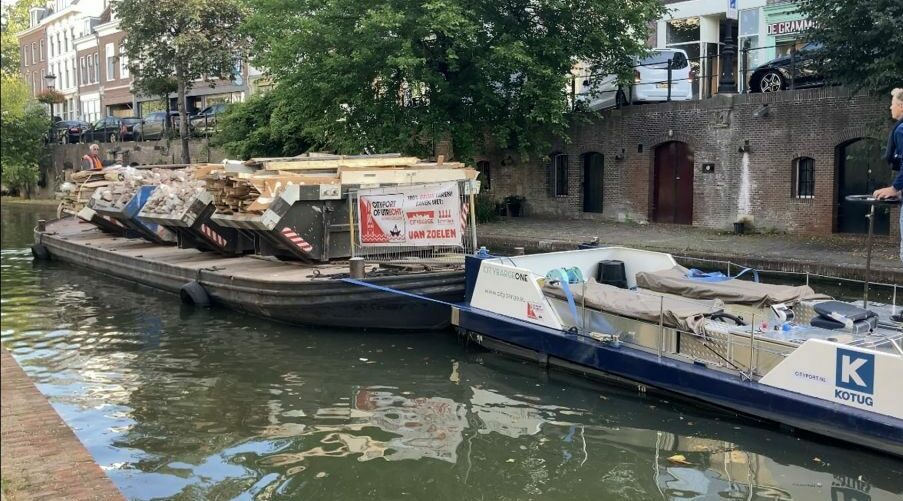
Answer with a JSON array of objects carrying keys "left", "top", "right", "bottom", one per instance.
[
  {"left": 57, "top": 167, "right": 121, "bottom": 216},
  {"left": 139, "top": 165, "right": 222, "bottom": 219},
  {"left": 95, "top": 167, "right": 187, "bottom": 209}
]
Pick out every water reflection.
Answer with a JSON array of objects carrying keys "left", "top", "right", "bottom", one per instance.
[{"left": 1, "top": 204, "right": 902, "bottom": 500}]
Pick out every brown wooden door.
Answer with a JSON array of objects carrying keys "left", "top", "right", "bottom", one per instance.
[
  {"left": 837, "top": 139, "right": 891, "bottom": 235},
  {"left": 653, "top": 141, "right": 694, "bottom": 224}
]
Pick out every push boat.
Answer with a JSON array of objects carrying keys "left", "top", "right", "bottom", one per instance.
[{"left": 430, "top": 246, "right": 903, "bottom": 457}]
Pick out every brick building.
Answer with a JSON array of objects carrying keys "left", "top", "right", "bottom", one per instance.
[{"left": 478, "top": 87, "right": 898, "bottom": 238}]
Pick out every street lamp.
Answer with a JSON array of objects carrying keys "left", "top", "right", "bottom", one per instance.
[{"left": 44, "top": 73, "right": 57, "bottom": 142}]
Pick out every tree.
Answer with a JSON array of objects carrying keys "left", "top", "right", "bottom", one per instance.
[
  {"left": 244, "top": 0, "right": 663, "bottom": 160},
  {"left": 213, "top": 91, "right": 310, "bottom": 159},
  {"left": 796, "top": 0, "right": 903, "bottom": 93},
  {"left": 1, "top": 0, "right": 45, "bottom": 76},
  {"left": 135, "top": 76, "right": 178, "bottom": 136},
  {"left": 1, "top": 75, "right": 48, "bottom": 197},
  {"left": 115, "top": 0, "right": 248, "bottom": 164}
]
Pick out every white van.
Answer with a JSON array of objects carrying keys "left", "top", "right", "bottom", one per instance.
[{"left": 576, "top": 48, "right": 693, "bottom": 111}]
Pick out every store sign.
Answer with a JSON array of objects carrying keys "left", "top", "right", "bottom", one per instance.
[
  {"left": 767, "top": 19, "right": 814, "bottom": 36},
  {"left": 358, "top": 183, "right": 463, "bottom": 247}
]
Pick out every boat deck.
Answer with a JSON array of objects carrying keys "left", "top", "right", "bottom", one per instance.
[{"left": 44, "top": 217, "right": 369, "bottom": 283}]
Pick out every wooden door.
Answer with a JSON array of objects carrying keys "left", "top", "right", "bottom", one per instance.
[
  {"left": 653, "top": 141, "right": 694, "bottom": 224},
  {"left": 583, "top": 153, "right": 604, "bottom": 213},
  {"left": 837, "top": 139, "right": 891, "bottom": 234}
]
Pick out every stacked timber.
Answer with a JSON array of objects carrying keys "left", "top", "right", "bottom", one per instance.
[
  {"left": 209, "top": 153, "right": 477, "bottom": 216},
  {"left": 57, "top": 167, "right": 124, "bottom": 216}
]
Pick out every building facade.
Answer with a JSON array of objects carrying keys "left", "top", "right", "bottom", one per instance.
[{"left": 17, "top": 1, "right": 254, "bottom": 123}]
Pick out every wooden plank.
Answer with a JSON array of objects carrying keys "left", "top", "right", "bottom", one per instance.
[{"left": 265, "top": 157, "right": 420, "bottom": 171}]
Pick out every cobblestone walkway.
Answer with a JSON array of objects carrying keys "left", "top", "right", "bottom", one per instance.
[
  {"left": 1, "top": 346, "right": 124, "bottom": 501},
  {"left": 477, "top": 217, "right": 902, "bottom": 283}
]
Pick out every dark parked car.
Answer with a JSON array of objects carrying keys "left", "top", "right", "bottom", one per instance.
[
  {"left": 133, "top": 111, "right": 180, "bottom": 141},
  {"left": 52, "top": 120, "right": 90, "bottom": 144},
  {"left": 748, "top": 42, "right": 824, "bottom": 93},
  {"left": 81, "top": 116, "right": 142, "bottom": 143},
  {"left": 189, "top": 103, "right": 230, "bottom": 135}
]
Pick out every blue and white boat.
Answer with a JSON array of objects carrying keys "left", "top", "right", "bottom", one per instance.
[{"left": 441, "top": 246, "right": 903, "bottom": 457}]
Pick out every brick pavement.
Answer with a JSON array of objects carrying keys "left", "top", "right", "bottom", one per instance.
[
  {"left": 1, "top": 346, "right": 124, "bottom": 501},
  {"left": 477, "top": 217, "right": 903, "bottom": 284}
]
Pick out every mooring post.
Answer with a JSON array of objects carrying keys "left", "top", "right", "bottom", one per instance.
[
  {"left": 748, "top": 314, "right": 756, "bottom": 381},
  {"left": 349, "top": 257, "right": 365, "bottom": 279},
  {"left": 37, "top": 219, "right": 46, "bottom": 232}
]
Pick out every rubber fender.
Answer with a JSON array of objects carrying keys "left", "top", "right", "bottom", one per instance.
[
  {"left": 180, "top": 280, "right": 211, "bottom": 307},
  {"left": 31, "top": 243, "right": 50, "bottom": 260}
]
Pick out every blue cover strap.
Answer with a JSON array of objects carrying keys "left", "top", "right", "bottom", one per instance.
[
  {"left": 687, "top": 267, "right": 759, "bottom": 283},
  {"left": 341, "top": 278, "right": 462, "bottom": 308},
  {"left": 548, "top": 268, "right": 581, "bottom": 329}
]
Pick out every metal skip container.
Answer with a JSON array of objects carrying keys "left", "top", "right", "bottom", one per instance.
[
  {"left": 211, "top": 183, "right": 348, "bottom": 262},
  {"left": 138, "top": 189, "right": 254, "bottom": 255},
  {"left": 91, "top": 185, "right": 176, "bottom": 244}
]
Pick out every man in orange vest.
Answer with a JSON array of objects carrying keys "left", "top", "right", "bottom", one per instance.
[{"left": 81, "top": 143, "right": 104, "bottom": 171}]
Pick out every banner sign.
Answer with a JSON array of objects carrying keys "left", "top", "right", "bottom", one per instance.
[{"left": 359, "top": 183, "right": 463, "bottom": 247}]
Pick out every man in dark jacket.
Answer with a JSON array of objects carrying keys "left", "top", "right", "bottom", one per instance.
[{"left": 873, "top": 88, "right": 903, "bottom": 264}]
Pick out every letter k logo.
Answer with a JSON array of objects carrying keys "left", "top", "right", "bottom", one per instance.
[
  {"left": 835, "top": 348, "right": 875, "bottom": 394},
  {"left": 840, "top": 355, "right": 867, "bottom": 387}
]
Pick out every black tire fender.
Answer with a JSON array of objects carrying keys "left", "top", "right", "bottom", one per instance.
[
  {"left": 180, "top": 280, "right": 211, "bottom": 307},
  {"left": 31, "top": 243, "right": 50, "bottom": 260}
]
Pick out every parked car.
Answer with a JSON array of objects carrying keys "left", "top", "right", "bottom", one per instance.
[
  {"left": 577, "top": 48, "right": 693, "bottom": 111},
  {"left": 189, "top": 103, "right": 230, "bottom": 135},
  {"left": 52, "top": 120, "right": 90, "bottom": 144},
  {"left": 133, "top": 111, "right": 180, "bottom": 141},
  {"left": 81, "top": 116, "right": 142, "bottom": 143},
  {"left": 748, "top": 42, "right": 823, "bottom": 93}
]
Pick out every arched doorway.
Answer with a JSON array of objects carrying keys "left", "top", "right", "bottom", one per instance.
[
  {"left": 836, "top": 138, "right": 891, "bottom": 234},
  {"left": 582, "top": 152, "right": 604, "bottom": 213},
  {"left": 653, "top": 141, "right": 694, "bottom": 224}
]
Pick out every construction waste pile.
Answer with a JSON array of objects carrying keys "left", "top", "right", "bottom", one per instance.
[
  {"left": 57, "top": 166, "right": 122, "bottom": 216},
  {"left": 96, "top": 167, "right": 190, "bottom": 209},
  {"left": 140, "top": 165, "right": 223, "bottom": 219},
  {"left": 209, "top": 153, "right": 476, "bottom": 216}
]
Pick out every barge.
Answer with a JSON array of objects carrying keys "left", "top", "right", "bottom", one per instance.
[
  {"left": 33, "top": 217, "right": 464, "bottom": 330},
  {"left": 371, "top": 246, "right": 903, "bottom": 456}
]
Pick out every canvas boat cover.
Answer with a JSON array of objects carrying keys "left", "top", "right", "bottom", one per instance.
[
  {"left": 543, "top": 278, "right": 721, "bottom": 334},
  {"left": 636, "top": 265, "right": 830, "bottom": 308}
]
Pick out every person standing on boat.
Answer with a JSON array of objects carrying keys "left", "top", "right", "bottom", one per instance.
[
  {"left": 81, "top": 143, "right": 104, "bottom": 171},
  {"left": 872, "top": 88, "right": 903, "bottom": 264}
]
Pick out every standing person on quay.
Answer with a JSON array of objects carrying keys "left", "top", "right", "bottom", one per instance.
[
  {"left": 872, "top": 88, "right": 903, "bottom": 264},
  {"left": 81, "top": 143, "right": 104, "bottom": 171}
]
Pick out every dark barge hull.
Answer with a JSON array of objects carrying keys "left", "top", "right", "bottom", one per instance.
[{"left": 35, "top": 218, "right": 462, "bottom": 330}]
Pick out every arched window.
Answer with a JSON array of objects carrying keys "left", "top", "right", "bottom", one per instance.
[
  {"left": 476, "top": 160, "right": 491, "bottom": 191},
  {"left": 548, "top": 153, "right": 569, "bottom": 197},
  {"left": 793, "top": 157, "right": 815, "bottom": 199}
]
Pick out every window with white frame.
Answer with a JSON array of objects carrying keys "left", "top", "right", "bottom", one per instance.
[
  {"left": 93, "top": 52, "right": 99, "bottom": 82},
  {"left": 31, "top": 42, "right": 36, "bottom": 63},
  {"left": 23, "top": 47, "right": 28, "bottom": 66},
  {"left": 39, "top": 40, "right": 44, "bottom": 61},
  {"left": 105, "top": 43, "right": 115, "bottom": 80},
  {"left": 793, "top": 157, "right": 815, "bottom": 199},
  {"left": 64, "top": 62, "right": 70, "bottom": 89},
  {"left": 40, "top": 69, "right": 45, "bottom": 90},
  {"left": 119, "top": 44, "right": 129, "bottom": 79}
]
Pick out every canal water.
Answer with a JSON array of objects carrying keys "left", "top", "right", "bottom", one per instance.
[{"left": 2, "top": 203, "right": 901, "bottom": 500}]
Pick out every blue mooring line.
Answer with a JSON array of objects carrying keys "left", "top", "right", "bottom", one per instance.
[{"left": 340, "top": 278, "right": 465, "bottom": 308}]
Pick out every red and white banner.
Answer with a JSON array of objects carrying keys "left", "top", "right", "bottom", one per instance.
[{"left": 359, "top": 183, "right": 463, "bottom": 247}]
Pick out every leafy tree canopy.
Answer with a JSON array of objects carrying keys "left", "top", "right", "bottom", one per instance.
[
  {"left": 1, "top": 75, "right": 47, "bottom": 197},
  {"left": 797, "top": 0, "right": 903, "bottom": 93},
  {"left": 245, "top": 0, "right": 664, "bottom": 160},
  {"left": 214, "top": 91, "right": 311, "bottom": 160},
  {"left": 115, "top": 0, "right": 248, "bottom": 162}
]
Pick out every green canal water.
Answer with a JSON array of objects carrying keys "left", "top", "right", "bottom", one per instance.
[{"left": 1, "top": 203, "right": 901, "bottom": 500}]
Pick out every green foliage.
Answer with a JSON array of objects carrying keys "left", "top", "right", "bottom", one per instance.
[
  {"left": 1, "top": 87, "right": 48, "bottom": 197},
  {"left": 245, "top": 0, "right": 663, "bottom": 160},
  {"left": 213, "top": 91, "right": 310, "bottom": 159},
  {"left": 1, "top": 74, "right": 30, "bottom": 117},
  {"left": 796, "top": 0, "right": 903, "bottom": 93},
  {"left": 474, "top": 194, "right": 498, "bottom": 224},
  {"left": 115, "top": 0, "right": 249, "bottom": 162},
  {"left": 1, "top": 0, "right": 45, "bottom": 76},
  {"left": 136, "top": 76, "right": 178, "bottom": 100}
]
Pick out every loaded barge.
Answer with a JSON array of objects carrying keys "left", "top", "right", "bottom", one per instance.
[
  {"left": 36, "top": 155, "right": 480, "bottom": 330},
  {"left": 383, "top": 246, "right": 902, "bottom": 457}
]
